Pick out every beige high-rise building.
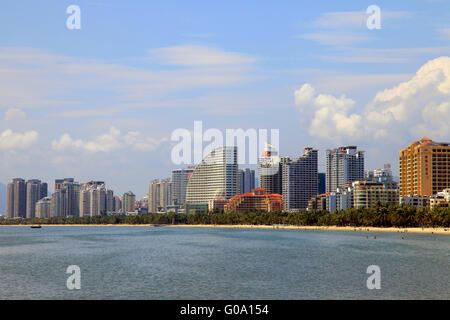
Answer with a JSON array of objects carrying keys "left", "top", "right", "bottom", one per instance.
[
  {"left": 399, "top": 138, "right": 450, "bottom": 197},
  {"left": 122, "top": 191, "right": 136, "bottom": 213},
  {"left": 148, "top": 178, "right": 172, "bottom": 213}
]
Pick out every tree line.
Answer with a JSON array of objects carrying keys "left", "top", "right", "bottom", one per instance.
[{"left": 1, "top": 204, "right": 449, "bottom": 228}]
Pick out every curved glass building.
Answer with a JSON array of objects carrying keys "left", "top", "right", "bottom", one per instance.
[{"left": 185, "top": 146, "right": 238, "bottom": 208}]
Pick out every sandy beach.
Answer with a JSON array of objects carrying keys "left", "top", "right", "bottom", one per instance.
[{"left": 0, "top": 224, "right": 448, "bottom": 235}]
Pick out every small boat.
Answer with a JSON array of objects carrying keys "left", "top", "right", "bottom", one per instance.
[{"left": 30, "top": 225, "right": 42, "bottom": 229}]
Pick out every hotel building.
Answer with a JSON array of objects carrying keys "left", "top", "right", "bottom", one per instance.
[
  {"left": 185, "top": 146, "right": 238, "bottom": 211},
  {"left": 352, "top": 180, "right": 399, "bottom": 209},
  {"left": 399, "top": 138, "right": 450, "bottom": 197},
  {"left": 224, "top": 188, "right": 282, "bottom": 212},
  {"left": 258, "top": 143, "right": 286, "bottom": 195}
]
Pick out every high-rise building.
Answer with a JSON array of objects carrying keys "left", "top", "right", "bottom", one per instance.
[
  {"left": 55, "top": 178, "right": 74, "bottom": 191},
  {"left": 35, "top": 197, "right": 51, "bottom": 218},
  {"left": 79, "top": 181, "right": 114, "bottom": 216},
  {"left": 26, "top": 179, "right": 47, "bottom": 218},
  {"left": 148, "top": 178, "right": 173, "bottom": 213},
  {"left": 6, "top": 178, "right": 26, "bottom": 218},
  {"left": 238, "top": 168, "right": 255, "bottom": 194},
  {"left": 318, "top": 173, "right": 326, "bottom": 195},
  {"left": 51, "top": 179, "right": 81, "bottom": 217},
  {"left": 366, "top": 164, "right": 393, "bottom": 183},
  {"left": 282, "top": 147, "right": 318, "bottom": 211},
  {"left": 326, "top": 146, "right": 364, "bottom": 193},
  {"left": 122, "top": 191, "right": 136, "bottom": 213},
  {"left": 185, "top": 146, "right": 238, "bottom": 207},
  {"left": 258, "top": 143, "right": 285, "bottom": 195},
  {"left": 114, "top": 196, "right": 122, "bottom": 212},
  {"left": 160, "top": 178, "right": 172, "bottom": 212},
  {"left": 171, "top": 168, "right": 194, "bottom": 206},
  {"left": 399, "top": 138, "right": 450, "bottom": 197}
]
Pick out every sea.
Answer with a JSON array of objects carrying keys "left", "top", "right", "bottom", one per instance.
[{"left": 0, "top": 226, "right": 448, "bottom": 299}]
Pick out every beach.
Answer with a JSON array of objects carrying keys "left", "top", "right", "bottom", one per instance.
[{"left": 0, "top": 224, "right": 448, "bottom": 235}]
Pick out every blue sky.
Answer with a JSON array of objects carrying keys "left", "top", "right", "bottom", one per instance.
[{"left": 1, "top": 0, "right": 450, "bottom": 198}]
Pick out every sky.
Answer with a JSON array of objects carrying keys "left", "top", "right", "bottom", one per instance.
[{"left": 0, "top": 0, "right": 450, "bottom": 198}]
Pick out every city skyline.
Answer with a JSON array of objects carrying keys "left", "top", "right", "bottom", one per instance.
[{"left": 1, "top": 1, "right": 450, "bottom": 199}]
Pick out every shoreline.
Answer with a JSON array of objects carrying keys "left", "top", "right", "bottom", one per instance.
[{"left": 0, "top": 224, "right": 449, "bottom": 235}]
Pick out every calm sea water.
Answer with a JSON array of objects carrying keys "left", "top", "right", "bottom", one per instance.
[{"left": 0, "top": 226, "right": 448, "bottom": 300}]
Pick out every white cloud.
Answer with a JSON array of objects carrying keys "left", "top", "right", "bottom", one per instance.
[
  {"left": 0, "top": 46, "right": 259, "bottom": 113},
  {"left": 149, "top": 45, "right": 257, "bottom": 66},
  {"left": 0, "top": 129, "right": 38, "bottom": 150},
  {"left": 294, "top": 84, "right": 362, "bottom": 141},
  {"left": 52, "top": 126, "right": 167, "bottom": 153},
  {"left": 294, "top": 56, "right": 450, "bottom": 144},
  {"left": 4, "top": 108, "right": 26, "bottom": 121},
  {"left": 365, "top": 56, "right": 450, "bottom": 140}
]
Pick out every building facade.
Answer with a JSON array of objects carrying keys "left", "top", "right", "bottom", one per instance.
[
  {"left": 6, "top": 178, "right": 26, "bottom": 218},
  {"left": 26, "top": 179, "right": 47, "bottom": 218},
  {"left": 399, "top": 138, "right": 450, "bottom": 197},
  {"left": 282, "top": 148, "right": 318, "bottom": 211},
  {"left": 429, "top": 189, "right": 450, "bottom": 209},
  {"left": 258, "top": 143, "right": 285, "bottom": 195},
  {"left": 326, "top": 146, "right": 364, "bottom": 193},
  {"left": 35, "top": 197, "right": 51, "bottom": 218},
  {"left": 400, "top": 195, "right": 430, "bottom": 208},
  {"left": 79, "top": 181, "right": 114, "bottom": 217},
  {"left": 185, "top": 146, "right": 238, "bottom": 207},
  {"left": 51, "top": 179, "right": 81, "bottom": 217},
  {"left": 352, "top": 180, "right": 399, "bottom": 209},
  {"left": 149, "top": 178, "right": 173, "bottom": 213},
  {"left": 224, "top": 188, "right": 282, "bottom": 212},
  {"left": 238, "top": 168, "right": 256, "bottom": 194},
  {"left": 122, "top": 191, "right": 136, "bottom": 213},
  {"left": 171, "top": 168, "right": 194, "bottom": 206}
]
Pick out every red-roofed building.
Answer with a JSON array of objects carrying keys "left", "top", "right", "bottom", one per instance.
[{"left": 224, "top": 188, "right": 282, "bottom": 212}]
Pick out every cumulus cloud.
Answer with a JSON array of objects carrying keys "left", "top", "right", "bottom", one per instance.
[
  {"left": 0, "top": 129, "right": 38, "bottom": 150},
  {"left": 294, "top": 56, "right": 450, "bottom": 144},
  {"left": 4, "top": 108, "right": 26, "bottom": 121},
  {"left": 52, "top": 127, "right": 167, "bottom": 153},
  {"left": 294, "top": 83, "right": 362, "bottom": 141},
  {"left": 365, "top": 56, "right": 450, "bottom": 140}
]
